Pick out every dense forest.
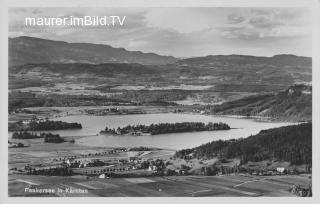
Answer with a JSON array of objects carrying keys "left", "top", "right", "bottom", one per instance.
[
  {"left": 213, "top": 84, "right": 312, "bottom": 122},
  {"left": 28, "top": 120, "right": 82, "bottom": 131},
  {"left": 9, "top": 120, "right": 82, "bottom": 131},
  {"left": 25, "top": 166, "right": 73, "bottom": 176},
  {"left": 12, "top": 131, "right": 44, "bottom": 139},
  {"left": 101, "top": 122, "right": 230, "bottom": 135},
  {"left": 43, "top": 133, "right": 65, "bottom": 143},
  {"left": 11, "top": 131, "right": 65, "bottom": 144},
  {"left": 175, "top": 123, "right": 312, "bottom": 165}
]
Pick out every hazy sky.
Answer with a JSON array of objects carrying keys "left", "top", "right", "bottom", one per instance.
[{"left": 9, "top": 7, "right": 312, "bottom": 57}]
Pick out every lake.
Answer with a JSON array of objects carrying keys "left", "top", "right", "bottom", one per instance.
[{"left": 41, "top": 113, "right": 294, "bottom": 150}]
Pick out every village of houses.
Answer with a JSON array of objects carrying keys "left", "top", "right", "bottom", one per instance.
[
  {"left": 16, "top": 147, "right": 175, "bottom": 178},
  {"left": 9, "top": 143, "right": 312, "bottom": 197},
  {"left": 13, "top": 145, "right": 304, "bottom": 179}
]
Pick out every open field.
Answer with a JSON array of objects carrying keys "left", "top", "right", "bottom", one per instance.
[{"left": 8, "top": 174, "right": 310, "bottom": 197}]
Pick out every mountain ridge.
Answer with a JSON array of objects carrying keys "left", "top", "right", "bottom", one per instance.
[
  {"left": 177, "top": 54, "right": 311, "bottom": 66},
  {"left": 9, "top": 36, "right": 312, "bottom": 67},
  {"left": 9, "top": 36, "right": 178, "bottom": 66}
]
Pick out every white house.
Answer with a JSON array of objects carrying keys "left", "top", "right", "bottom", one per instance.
[
  {"left": 276, "top": 167, "right": 285, "bottom": 173},
  {"left": 148, "top": 165, "right": 156, "bottom": 171}
]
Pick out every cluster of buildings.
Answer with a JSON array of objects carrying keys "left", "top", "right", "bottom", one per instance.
[
  {"left": 66, "top": 155, "right": 159, "bottom": 176},
  {"left": 85, "top": 107, "right": 121, "bottom": 115},
  {"left": 248, "top": 167, "right": 302, "bottom": 176},
  {"left": 19, "top": 147, "right": 165, "bottom": 177},
  {"left": 172, "top": 108, "right": 211, "bottom": 115},
  {"left": 84, "top": 107, "right": 146, "bottom": 116},
  {"left": 47, "top": 149, "right": 162, "bottom": 177}
]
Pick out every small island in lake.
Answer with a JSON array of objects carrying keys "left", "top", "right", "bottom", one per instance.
[
  {"left": 100, "top": 122, "right": 230, "bottom": 136},
  {"left": 9, "top": 120, "right": 82, "bottom": 131}
]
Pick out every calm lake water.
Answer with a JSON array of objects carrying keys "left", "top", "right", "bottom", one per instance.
[{"left": 43, "top": 113, "right": 294, "bottom": 150}]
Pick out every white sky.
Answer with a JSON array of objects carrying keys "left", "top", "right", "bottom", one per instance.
[{"left": 9, "top": 7, "right": 312, "bottom": 57}]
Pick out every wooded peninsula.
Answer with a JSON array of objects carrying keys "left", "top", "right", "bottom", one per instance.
[{"left": 9, "top": 120, "right": 82, "bottom": 131}]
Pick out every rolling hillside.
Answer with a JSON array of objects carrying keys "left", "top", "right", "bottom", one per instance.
[
  {"left": 213, "top": 84, "right": 312, "bottom": 121},
  {"left": 175, "top": 123, "right": 312, "bottom": 165},
  {"left": 174, "top": 54, "right": 311, "bottom": 86}
]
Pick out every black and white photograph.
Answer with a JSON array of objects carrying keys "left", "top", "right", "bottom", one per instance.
[{"left": 1, "top": 0, "right": 319, "bottom": 201}]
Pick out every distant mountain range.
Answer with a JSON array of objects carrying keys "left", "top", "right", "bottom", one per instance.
[
  {"left": 172, "top": 54, "right": 311, "bottom": 87},
  {"left": 8, "top": 36, "right": 312, "bottom": 95},
  {"left": 9, "top": 36, "right": 177, "bottom": 66},
  {"left": 177, "top": 54, "right": 311, "bottom": 66},
  {"left": 213, "top": 84, "right": 312, "bottom": 121}
]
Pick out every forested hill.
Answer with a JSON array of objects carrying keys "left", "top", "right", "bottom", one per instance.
[
  {"left": 175, "top": 123, "right": 312, "bottom": 165},
  {"left": 212, "top": 84, "right": 312, "bottom": 122}
]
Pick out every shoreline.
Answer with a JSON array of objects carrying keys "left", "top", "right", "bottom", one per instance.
[{"left": 9, "top": 105, "right": 309, "bottom": 123}]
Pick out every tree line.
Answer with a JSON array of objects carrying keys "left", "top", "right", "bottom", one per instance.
[
  {"left": 11, "top": 131, "right": 65, "bottom": 143},
  {"left": 43, "top": 133, "right": 65, "bottom": 143},
  {"left": 9, "top": 119, "right": 82, "bottom": 131},
  {"left": 12, "top": 131, "right": 42, "bottom": 139},
  {"left": 101, "top": 122, "right": 230, "bottom": 135},
  {"left": 25, "top": 166, "right": 73, "bottom": 176},
  {"left": 28, "top": 120, "right": 82, "bottom": 131}
]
